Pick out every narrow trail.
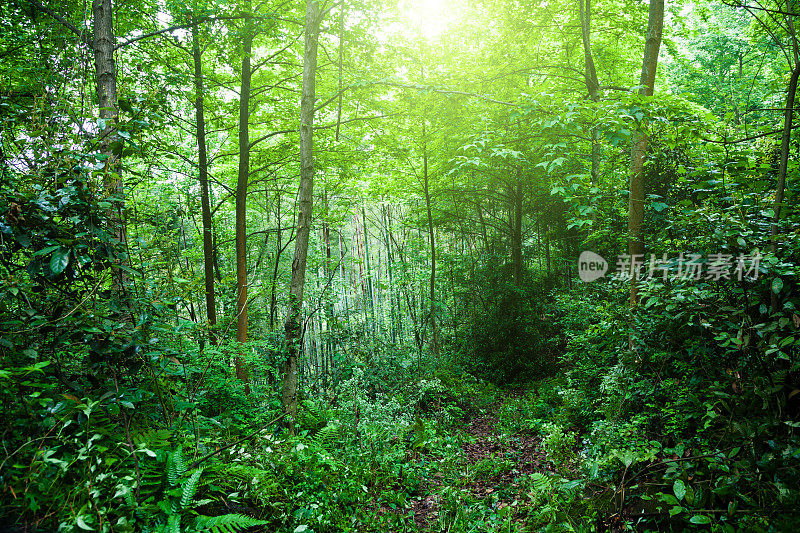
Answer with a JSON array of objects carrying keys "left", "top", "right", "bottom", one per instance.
[{"left": 411, "top": 399, "right": 553, "bottom": 531}]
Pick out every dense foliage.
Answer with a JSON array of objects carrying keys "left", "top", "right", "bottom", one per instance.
[{"left": 1, "top": 0, "right": 799, "bottom": 531}]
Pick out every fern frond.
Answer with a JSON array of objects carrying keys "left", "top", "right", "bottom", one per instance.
[
  {"left": 195, "top": 513, "right": 270, "bottom": 533},
  {"left": 225, "top": 464, "right": 270, "bottom": 484},
  {"left": 167, "top": 447, "right": 185, "bottom": 485},
  {"left": 311, "top": 422, "right": 344, "bottom": 451},
  {"left": 167, "top": 513, "right": 181, "bottom": 533},
  {"left": 181, "top": 468, "right": 203, "bottom": 509}
]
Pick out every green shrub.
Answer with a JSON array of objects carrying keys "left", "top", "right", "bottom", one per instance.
[{"left": 464, "top": 262, "right": 560, "bottom": 384}]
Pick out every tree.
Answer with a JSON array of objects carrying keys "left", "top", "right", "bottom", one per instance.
[
  {"left": 233, "top": 4, "right": 255, "bottom": 390},
  {"left": 629, "top": 0, "right": 664, "bottom": 308},
  {"left": 191, "top": 21, "right": 218, "bottom": 343},
  {"left": 283, "top": 0, "right": 321, "bottom": 422}
]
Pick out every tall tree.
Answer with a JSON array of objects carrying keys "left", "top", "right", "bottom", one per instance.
[
  {"left": 422, "top": 118, "right": 440, "bottom": 356},
  {"left": 92, "top": 0, "right": 118, "bottom": 171},
  {"left": 578, "top": 0, "right": 602, "bottom": 186},
  {"left": 235, "top": 6, "right": 254, "bottom": 389},
  {"left": 283, "top": 0, "right": 321, "bottom": 422},
  {"left": 191, "top": 22, "right": 218, "bottom": 343},
  {"left": 629, "top": 0, "right": 664, "bottom": 308}
]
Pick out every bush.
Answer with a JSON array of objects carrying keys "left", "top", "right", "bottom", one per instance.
[{"left": 463, "top": 262, "right": 559, "bottom": 384}]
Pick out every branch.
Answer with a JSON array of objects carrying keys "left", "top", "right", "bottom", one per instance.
[
  {"left": 114, "top": 14, "right": 254, "bottom": 50},
  {"left": 599, "top": 85, "right": 631, "bottom": 92},
  {"left": 375, "top": 81, "right": 518, "bottom": 107},
  {"left": 27, "top": 0, "right": 90, "bottom": 45},
  {"left": 249, "top": 129, "right": 296, "bottom": 149},
  {"left": 701, "top": 123, "right": 800, "bottom": 144},
  {"left": 723, "top": 0, "right": 800, "bottom": 16},
  {"left": 191, "top": 413, "right": 286, "bottom": 468}
]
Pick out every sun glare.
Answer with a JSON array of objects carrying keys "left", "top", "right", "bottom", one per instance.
[{"left": 398, "top": 0, "right": 457, "bottom": 41}]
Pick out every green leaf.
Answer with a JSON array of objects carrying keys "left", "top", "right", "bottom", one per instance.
[
  {"left": 49, "top": 247, "right": 70, "bottom": 274},
  {"left": 76, "top": 516, "right": 95, "bottom": 531},
  {"left": 669, "top": 505, "right": 684, "bottom": 517},
  {"left": 689, "top": 515, "right": 711, "bottom": 524},
  {"left": 772, "top": 278, "right": 784, "bottom": 294},
  {"left": 659, "top": 493, "right": 680, "bottom": 506},
  {"left": 32, "top": 245, "right": 60, "bottom": 257},
  {"left": 673, "top": 479, "right": 686, "bottom": 501}
]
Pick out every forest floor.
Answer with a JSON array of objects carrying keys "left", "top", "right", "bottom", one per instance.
[{"left": 406, "top": 392, "right": 567, "bottom": 532}]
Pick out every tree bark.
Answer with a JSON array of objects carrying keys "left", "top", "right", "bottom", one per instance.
[
  {"left": 92, "top": 0, "right": 118, "bottom": 171},
  {"left": 771, "top": 62, "right": 800, "bottom": 312},
  {"left": 283, "top": 0, "right": 321, "bottom": 423},
  {"left": 629, "top": 0, "right": 664, "bottom": 308},
  {"left": 578, "top": 0, "right": 601, "bottom": 186},
  {"left": 235, "top": 8, "right": 254, "bottom": 390},
  {"left": 578, "top": 0, "right": 600, "bottom": 101},
  {"left": 192, "top": 23, "right": 217, "bottom": 344},
  {"left": 92, "top": 0, "right": 128, "bottom": 290},
  {"left": 270, "top": 195, "right": 283, "bottom": 330}
]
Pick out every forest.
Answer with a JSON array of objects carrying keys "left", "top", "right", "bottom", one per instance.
[{"left": 1, "top": 0, "right": 799, "bottom": 530}]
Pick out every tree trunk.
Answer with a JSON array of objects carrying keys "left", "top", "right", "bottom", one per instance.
[
  {"left": 629, "top": 0, "right": 664, "bottom": 308},
  {"left": 545, "top": 223, "right": 551, "bottom": 276},
  {"left": 362, "top": 206, "right": 376, "bottom": 337},
  {"left": 192, "top": 23, "right": 217, "bottom": 344},
  {"left": 422, "top": 121, "right": 439, "bottom": 356},
  {"left": 771, "top": 62, "right": 800, "bottom": 312},
  {"left": 578, "top": 0, "right": 600, "bottom": 101},
  {"left": 92, "top": 0, "right": 127, "bottom": 290},
  {"left": 283, "top": 0, "right": 320, "bottom": 423},
  {"left": 578, "top": 0, "right": 601, "bottom": 186},
  {"left": 93, "top": 0, "right": 118, "bottom": 173},
  {"left": 322, "top": 190, "right": 335, "bottom": 379},
  {"left": 235, "top": 8, "right": 253, "bottom": 390},
  {"left": 270, "top": 194, "right": 283, "bottom": 330},
  {"left": 512, "top": 174, "right": 524, "bottom": 285}
]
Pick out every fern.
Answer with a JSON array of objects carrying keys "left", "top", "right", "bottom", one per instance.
[
  {"left": 195, "top": 513, "right": 270, "bottom": 533},
  {"left": 167, "top": 447, "right": 185, "bottom": 486},
  {"left": 167, "top": 513, "right": 180, "bottom": 533},
  {"left": 181, "top": 468, "right": 203, "bottom": 509},
  {"left": 132, "top": 428, "right": 172, "bottom": 447},
  {"left": 298, "top": 399, "right": 328, "bottom": 430},
  {"left": 311, "top": 422, "right": 345, "bottom": 451},
  {"left": 225, "top": 464, "right": 271, "bottom": 485}
]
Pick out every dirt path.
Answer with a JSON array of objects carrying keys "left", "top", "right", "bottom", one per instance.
[{"left": 411, "top": 405, "right": 552, "bottom": 530}]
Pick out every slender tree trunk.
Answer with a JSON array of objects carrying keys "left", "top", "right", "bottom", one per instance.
[
  {"left": 629, "top": 0, "right": 664, "bottom": 308},
  {"left": 235, "top": 8, "right": 254, "bottom": 390},
  {"left": 283, "top": 0, "right": 321, "bottom": 423},
  {"left": 383, "top": 204, "right": 398, "bottom": 344},
  {"left": 545, "top": 223, "right": 551, "bottom": 276},
  {"left": 192, "top": 23, "right": 217, "bottom": 343},
  {"left": 362, "top": 206, "right": 376, "bottom": 337},
  {"left": 477, "top": 204, "right": 490, "bottom": 253},
  {"left": 322, "top": 191, "right": 334, "bottom": 380},
  {"left": 339, "top": 231, "right": 351, "bottom": 332},
  {"left": 422, "top": 121, "right": 439, "bottom": 356},
  {"left": 578, "top": 0, "right": 601, "bottom": 186},
  {"left": 771, "top": 63, "right": 800, "bottom": 312},
  {"left": 270, "top": 195, "right": 283, "bottom": 330},
  {"left": 512, "top": 174, "right": 524, "bottom": 285},
  {"left": 578, "top": 0, "right": 600, "bottom": 101}
]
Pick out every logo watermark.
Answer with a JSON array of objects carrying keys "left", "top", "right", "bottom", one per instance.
[
  {"left": 578, "top": 251, "right": 761, "bottom": 282},
  {"left": 578, "top": 251, "right": 609, "bottom": 282}
]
